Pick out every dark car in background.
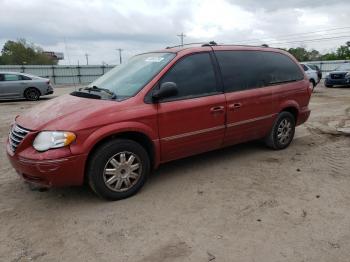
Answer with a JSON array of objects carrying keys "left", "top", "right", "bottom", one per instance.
[{"left": 325, "top": 63, "right": 350, "bottom": 87}]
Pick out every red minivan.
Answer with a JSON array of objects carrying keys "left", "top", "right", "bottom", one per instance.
[{"left": 7, "top": 43, "right": 312, "bottom": 200}]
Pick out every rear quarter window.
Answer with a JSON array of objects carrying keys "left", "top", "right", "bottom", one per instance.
[
  {"left": 215, "top": 50, "right": 304, "bottom": 93},
  {"left": 260, "top": 52, "right": 304, "bottom": 85}
]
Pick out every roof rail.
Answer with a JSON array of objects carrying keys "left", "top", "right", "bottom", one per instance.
[
  {"left": 201, "top": 41, "right": 218, "bottom": 47},
  {"left": 165, "top": 42, "right": 271, "bottom": 49},
  {"left": 165, "top": 41, "right": 219, "bottom": 49},
  {"left": 165, "top": 42, "right": 206, "bottom": 49}
]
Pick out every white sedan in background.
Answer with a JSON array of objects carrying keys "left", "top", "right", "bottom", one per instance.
[
  {"left": 0, "top": 72, "right": 54, "bottom": 101},
  {"left": 300, "top": 63, "right": 320, "bottom": 90}
]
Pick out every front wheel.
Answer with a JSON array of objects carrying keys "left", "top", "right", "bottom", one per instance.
[
  {"left": 265, "top": 112, "right": 295, "bottom": 150},
  {"left": 325, "top": 84, "right": 333, "bottom": 88},
  {"left": 87, "top": 139, "right": 150, "bottom": 200}
]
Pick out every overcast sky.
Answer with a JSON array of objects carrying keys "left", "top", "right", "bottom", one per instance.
[{"left": 0, "top": 0, "right": 349, "bottom": 65}]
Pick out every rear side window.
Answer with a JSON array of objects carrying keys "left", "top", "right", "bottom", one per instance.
[
  {"left": 4, "top": 74, "right": 21, "bottom": 81},
  {"left": 260, "top": 52, "right": 304, "bottom": 85},
  {"left": 20, "top": 75, "right": 32, "bottom": 80},
  {"left": 160, "top": 52, "right": 218, "bottom": 100},
  {"left": 215, "top": 51, "right": 265, "bottom": 92},
  {"left": 215, "top": 50, "right": 304, "bottom": 93}
]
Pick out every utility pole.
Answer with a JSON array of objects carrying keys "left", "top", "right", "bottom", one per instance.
[
  {"left": 177, "top": 33, "right": 186, "bottom": 47},
  {"left": 84, "top": 53, "right": 89, "bottom": 65},
  {"left": 116, "top": 48, "right": 123, "bottom": 64}
]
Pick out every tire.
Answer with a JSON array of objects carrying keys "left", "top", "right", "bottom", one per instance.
[
  {"left": 24, "top": 88, "right": 40, "bottom": 101},
  {"left": 265, "top": 112, "right": 295, "bottom": 150},
  {"left": 325, "top": 84, "right": 333, "bottom": 88},
  {"left": 87, "top": 139, "right": 150, "bottom": 201}
]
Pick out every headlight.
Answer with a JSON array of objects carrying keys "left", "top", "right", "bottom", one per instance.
[{"left": 33, "top": 131, "right": 76, "bottom": 152}]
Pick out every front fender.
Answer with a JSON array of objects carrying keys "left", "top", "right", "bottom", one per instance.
[{"left": 72, "top": 121, "right": 158, "bottom": 155}]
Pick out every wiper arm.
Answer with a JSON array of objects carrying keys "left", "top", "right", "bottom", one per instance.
[{"left": 82, "top": 86, "right": 117, "bottom": 99}]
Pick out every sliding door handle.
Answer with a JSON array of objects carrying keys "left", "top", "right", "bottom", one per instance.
[
  {"left": 229, "top": 103, "right": 242, "bottom": 111},
  {"left": 210, "top": 106, "right": 225, "bottom": 113}
]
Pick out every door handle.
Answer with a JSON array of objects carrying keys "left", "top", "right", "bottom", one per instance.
[
  {"left": 210, "top": 106, "right": 225, "bottom": 113},
  {"left": 229, "top": 103, "right": 242, "bottom": 111}
]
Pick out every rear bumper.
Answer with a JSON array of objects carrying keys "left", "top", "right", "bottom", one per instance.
[
  {"left": 325, "top": 78, "right": 350, "bottom": 86},
  {"left": 44, "top": 85, "right": 54, "bottom": 95},
  {"left": 7, "top": 144, "right": 86, "bottom": 187}
]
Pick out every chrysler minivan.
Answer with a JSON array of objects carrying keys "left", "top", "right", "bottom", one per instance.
[{"left": 7, "top": 43, "right": 312, "bottom": 200}]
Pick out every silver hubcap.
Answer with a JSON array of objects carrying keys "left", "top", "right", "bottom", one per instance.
[
  {"left": 103, "top": 151, "right": 142, "bottom": 192},
  {"left": 277, "top": 119, "right": 292, "bottom": 145}
]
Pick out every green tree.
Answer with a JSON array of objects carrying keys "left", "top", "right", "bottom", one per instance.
[
  {"left": 336, "top": 45, "right": 350, "bottom": 60},
  {"left": 0, "top": 39, "right": 58, "bottom": 65},
  {"left": 287, "top": 47, "right": 311, "bottom": 61}
]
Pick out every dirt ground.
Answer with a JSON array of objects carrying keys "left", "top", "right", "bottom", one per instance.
[{"left": 0, "top": 83, "right": 350, "bottom": 262}]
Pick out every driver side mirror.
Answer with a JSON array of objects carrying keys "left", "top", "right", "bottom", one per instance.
[{"left": 152, "top": 82, "right": 178, "bottom": 101}]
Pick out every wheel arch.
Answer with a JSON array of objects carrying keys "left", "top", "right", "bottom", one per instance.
[
  {"left": 280, "top": 106, "right": 299, "bottom": 123},
  {"left": 83, "top": 129, "right": 159, "bottom": 184}
]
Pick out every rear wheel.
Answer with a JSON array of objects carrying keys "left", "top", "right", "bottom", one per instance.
[
  {"left": 24, "top": 88, "right": 40, "bottom": 101},
  {"left": 265, "top": 112, "right": 295, "bottom": 150},
  {"left": 87, "top": 139, "right": 150, "bottom": 200}
]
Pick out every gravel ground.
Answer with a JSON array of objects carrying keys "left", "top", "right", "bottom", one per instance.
[{"left": 0, "top": 83, "right": 350, "bottom": 262}]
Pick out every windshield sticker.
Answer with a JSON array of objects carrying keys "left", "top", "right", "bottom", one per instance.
[{"left": 145, "top": 57, "right": 164, "bottom": 62}]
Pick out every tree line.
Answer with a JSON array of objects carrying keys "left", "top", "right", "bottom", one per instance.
[
  {"left": 0, "top": 39, "right": 349, "bottom": 65},
  {"left": 0, "top": 39, "right": 58, "bottom": 65},
  {"left": 284, "top": 43, "right": 350, "bottom": 61}
]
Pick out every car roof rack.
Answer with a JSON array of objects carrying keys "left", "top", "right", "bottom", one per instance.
[
  {"left": 165, "top": 41, "right": 217, "bottom": 49},
  {"left": 165, "top": 41, "right": 271, "bottom": 50}
]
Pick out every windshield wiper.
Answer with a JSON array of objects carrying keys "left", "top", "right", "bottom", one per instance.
[{"left": 82, "top": 86, "right": 117, "bottom": 99}]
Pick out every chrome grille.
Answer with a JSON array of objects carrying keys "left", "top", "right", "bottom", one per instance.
[{"left": 9, "top": 124, "right": 30, "bottom": 153}]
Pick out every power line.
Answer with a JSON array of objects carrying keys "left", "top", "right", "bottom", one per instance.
[
  {"left": 258, "top": 35, "right": 350, "bottom": 46},
  {"left": 242, "top": 30, "right": 350, "bottom": 45},
  {"left": 234, "top": 26, "right": 350, "bottom": 44}
]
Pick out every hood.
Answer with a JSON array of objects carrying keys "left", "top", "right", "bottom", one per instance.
[
  {"left": 16, "top": 94, "right": 121, "bottom": 131},
  {"left": 330, "top": 71, "right": 349, "bottom": 74}
]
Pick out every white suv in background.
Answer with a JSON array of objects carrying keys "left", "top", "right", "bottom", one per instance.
[{"left": 300, "top": 63, "right": 319, "bottom": 90}]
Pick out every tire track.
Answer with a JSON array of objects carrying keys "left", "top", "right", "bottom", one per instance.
[{"left": 321, "top": 140, "right": 350, "bottom": 177}]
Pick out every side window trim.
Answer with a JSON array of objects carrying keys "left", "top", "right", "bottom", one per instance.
[{"left": 147, "top": 51, "right": 221, "bottom": 104}]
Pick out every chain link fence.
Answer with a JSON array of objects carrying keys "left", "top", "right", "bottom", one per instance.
[{"left": 0, "top": 65, "right": 115, "bottom": 84}]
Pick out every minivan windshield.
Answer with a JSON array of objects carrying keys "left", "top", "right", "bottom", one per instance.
[
  {"left": 86, "top": 52, "right": 175, "bottom": 100},
  {"left": 335, "top": 63, "right": 350, "bottom": 71}
]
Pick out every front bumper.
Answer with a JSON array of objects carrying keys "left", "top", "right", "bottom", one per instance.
[
  {"left": 6, "top": 142, "right": 86, "bottom": 187},
  {"left": 325, "top": 78, "right": 350, "bottom": 86}
]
